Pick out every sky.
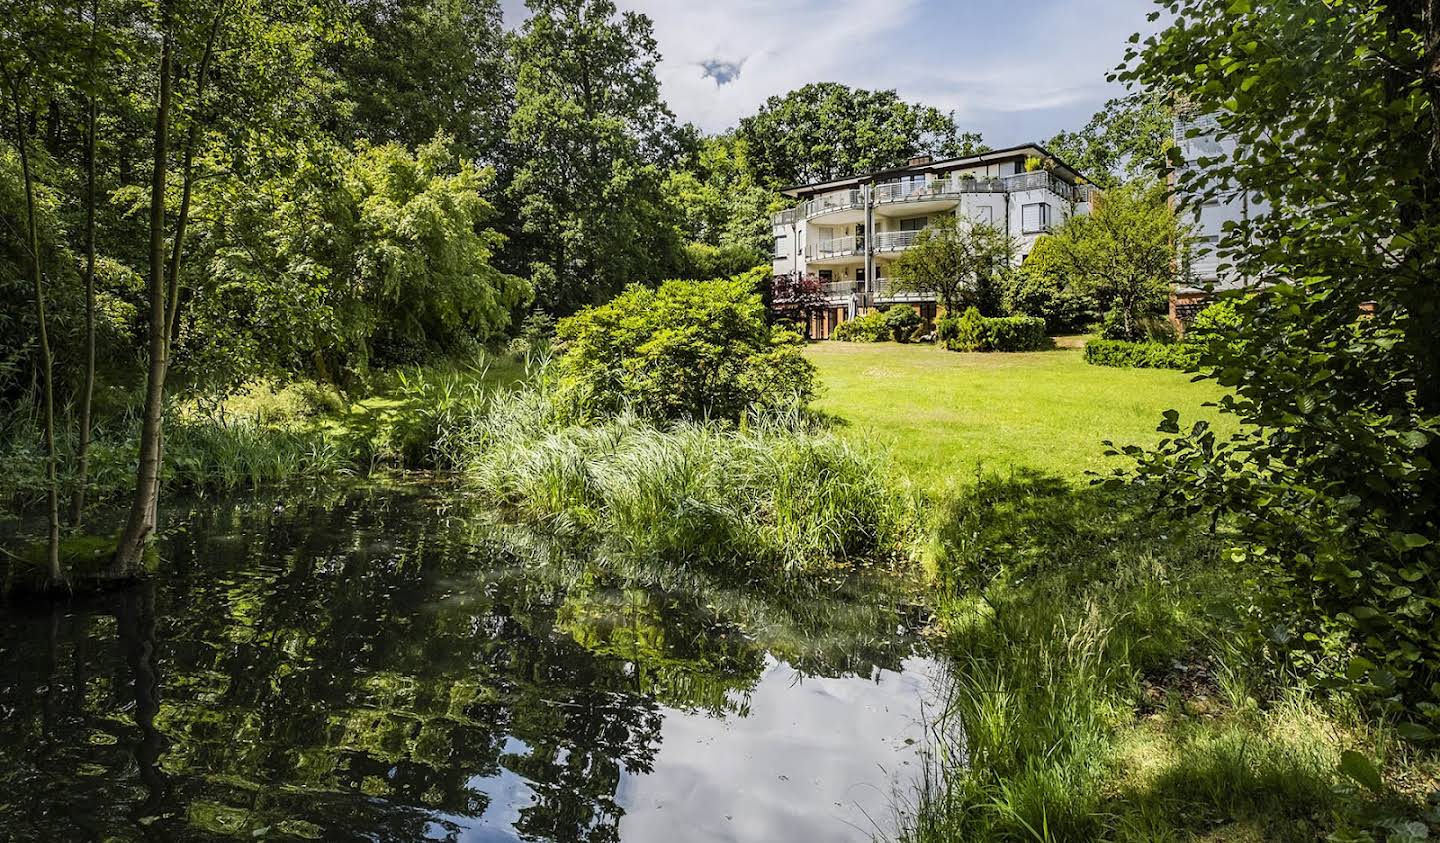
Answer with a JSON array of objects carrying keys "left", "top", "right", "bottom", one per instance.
[{"left": 503, "top": 0, "right": 1160, "bottom": 146}]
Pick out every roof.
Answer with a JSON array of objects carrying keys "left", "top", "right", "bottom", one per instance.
[{"left": 778, "top": 142, "right": 1095, "bottom": 197}]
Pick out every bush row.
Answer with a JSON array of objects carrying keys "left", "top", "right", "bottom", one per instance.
[
  {"left": 1084, "top": 337, "right": 1201, "bottom": 370},
  {"left": 937, "top": 308, "right": 1051, "bottom": 352}
]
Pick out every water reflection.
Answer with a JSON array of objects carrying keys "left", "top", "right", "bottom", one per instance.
[{"left": 0, "top": 482, "right": 936, "bottom": 841}]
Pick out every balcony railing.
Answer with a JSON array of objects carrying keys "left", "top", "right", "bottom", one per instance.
[
  {"left": 772, "top": 206, "right": 801, "bottom": 226},
  {"left": 872, "top": 229, "right": 923, "bottom": 252},
  {"left": 821, "top": 280, "right": 865, "bottom": 297},
  {"left": 803, "top": 189, "right": 863, "bottom": 219},
  {"left": 873, "top": 179, "right": 959, "bottom": 204},
  {"left": 806, "top": 235, "right": 864, "bottom": 260}
]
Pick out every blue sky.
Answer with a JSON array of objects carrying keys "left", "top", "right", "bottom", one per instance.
[{"left": 503, "top": 0, "right": 1160, "bottom": 145}]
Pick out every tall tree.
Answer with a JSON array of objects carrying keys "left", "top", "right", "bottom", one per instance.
[
  {"left": 1118, "top": 0, "right": 1440, "bottom": 723},
  {"left": 890, "top": 220, "right": 1014, "bottom": 316},
  {"left": 330, "top": 0, "right": 512, "bottom": 162},
  {"left": 736, "top": 83, "right": 986, "bottom": 188},
  {"left": 71, "top": 0, "right": 102, "bottom": 527},
  {"left": 114, "top": 0, "right": 351, "bottom": 572},
  {"left": 1046, "top": 92, "right": 1172, "bottom": 189},
  {"left": 506, "top": 0, "right": 683, "bottom": 313},
  {"left": 1044, "top": 179, "right": 1186, "bottom": 339}
]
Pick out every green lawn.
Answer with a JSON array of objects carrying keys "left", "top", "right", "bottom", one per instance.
[{"left": 806, "top": 341, "right": 1236, "bottom": 492}]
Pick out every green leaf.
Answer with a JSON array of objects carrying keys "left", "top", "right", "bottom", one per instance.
[
  {"left": 1337, "top": 750, "right": 1383, "bottom": 792},
  {"left": 1394, "top": 722, "right": 1434, "bottom": 742}
]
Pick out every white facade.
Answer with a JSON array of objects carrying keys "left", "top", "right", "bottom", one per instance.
[
  {"left": 771, "top": 144, "right": 1095, "bottom": 318},
  {"left": 1173, "top": 115, "right": 1268, "bottom": 292}
]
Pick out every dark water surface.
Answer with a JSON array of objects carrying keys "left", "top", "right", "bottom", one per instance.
[{"left": 0, "top": 482, "right": 938, "bottom": 842}]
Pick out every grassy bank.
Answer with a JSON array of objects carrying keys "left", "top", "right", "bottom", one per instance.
[
  {"left": 804, "top": 341, "right": 1235, "bottom": 492},
  {"left": 903, "top": 474, "right": 1435, "bottom": 842}
]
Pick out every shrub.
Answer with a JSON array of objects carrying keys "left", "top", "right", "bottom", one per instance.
[
  {"left": 457, "top": 386, "right": 916, "bottom": 576},
  {"left": 832, "top": 309, "right": 889, "bottom": 342},
  {"left": 1084, "top": 337, "right": 1201, "bottom": 370},
  {"left": 1003, "top": 236, "right": 1100, "bottom": 334},
  {"left": 941, "top": 308, "right": 1051, "bottom": 352},
  {"left": 884, "top": 305, "right": 923, "bottom": 343},
  {"left": 554, "top": 276, "right": 817, "bottom": 422}
]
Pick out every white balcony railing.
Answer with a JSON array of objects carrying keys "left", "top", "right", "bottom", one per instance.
[
  {"left": 873, "top": 179, "right": 960, "bottom": 204},
  {"left": 806, "top": 235, "right": 864, "bottom": 260},
  {"left": 803, "top": 189, "right": 863, "bottom": 219},
  {"left": 821, "top": 280, "right": 865, "bottom": 297},
  {"left": 871, "top": 229, "right": 923, "bottom": 252}
]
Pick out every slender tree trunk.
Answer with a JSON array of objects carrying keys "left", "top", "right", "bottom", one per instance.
[
  {"left": 71, "top": 0, "right": 101, "bottom": 528},
  {"left": 112, "top": 22, "right": 173, "bottom": 575},
  {"left": 7, "top": 75, "right": 63, "bottom": 584}
]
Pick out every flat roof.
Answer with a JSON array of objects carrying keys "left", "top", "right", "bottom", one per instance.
[{"left": 779, "top": 142, "right": 1093, "bottom": 197}]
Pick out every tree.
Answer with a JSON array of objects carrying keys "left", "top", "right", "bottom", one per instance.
[
  {"left": 1044, "top": 179, "right": 1185, "bottom": 340},
  {"left": 506, "top": 0, "right": 684, "bottom": 314},
  {"left": 554, "top": 274, "right": 817, "bottom": 421},
  {"left": 329, "top": 0, "right": 512, "bottom": 163},
  {"left": 1002, "top": 235, "right": 1100, "bottom": 334},
  {"left": 762, "top": 272, "right": 828, "bottom": 332},
  {"left": 889, "top": 220, "right": 1014, "bottom": 316},
  {"left": 114, "top": 0, "right": 353, "bottom": 573},
  {"left": 1116, "top": 0, "right": 1440, "bottom": 725},
  {"left": 1046, "top": 92, "right": 1172, "bottom": 188},
  {"left": 736, "top": 83, "right": 986, "bottom": 188},
  {"left": 662, "top": 131, "right": 779, "bottom": 264}
]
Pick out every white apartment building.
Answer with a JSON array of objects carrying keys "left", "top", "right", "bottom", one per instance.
[
  {"left": 770, "top": 143, "right": 1096, "bottom": 337},
  {"left": 1170, "top": 114, "right": 1268, "bottom": 327}
]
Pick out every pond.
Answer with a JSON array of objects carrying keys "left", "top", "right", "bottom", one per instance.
[{"left": 0, "top": 481, "right": 940, "bottom": 842}]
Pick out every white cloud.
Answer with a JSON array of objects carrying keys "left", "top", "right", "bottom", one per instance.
[{"left": 504, "top": 0, "right": 1158, "bottom": 143}]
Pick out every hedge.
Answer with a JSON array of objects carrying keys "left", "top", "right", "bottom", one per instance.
[
  {"left": 937, "top": 308, "right": 1051, "bottom": 352},
  {"left": 1084, "top": 337, "right": 1201, "bottom": 370},
  {"left": 832, "top": 310, "right": 889, "bottom": 342}
]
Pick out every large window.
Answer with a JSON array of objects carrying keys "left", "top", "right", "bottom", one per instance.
[
  {"left": 1022, "top": 202, "right": 1052, "bottom": 233},
  {"left": 898, "top": 216, "right": 928, "bottom": 232}
]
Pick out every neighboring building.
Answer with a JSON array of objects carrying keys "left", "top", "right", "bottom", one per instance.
[
  {"left": 771, "top": 143, "right": 1096, "bottom": 338},
  {"left": 1170, "top": 114, "right": 1267, "bottom": 328}
]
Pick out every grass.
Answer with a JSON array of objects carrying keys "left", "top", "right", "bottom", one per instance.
[
  {"left": 804, "top": 341, "right": 1236, "bottom": 492},
  {"left": 898, "top": 473, "right": 1432, "bottom": 843},
  {"left": 454, "top": 385, "right": 917, "bottom": 577}
]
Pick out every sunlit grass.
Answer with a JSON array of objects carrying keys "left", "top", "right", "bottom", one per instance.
[{"left": 805, "top": 341, "right": 1236, "bottom": 493}]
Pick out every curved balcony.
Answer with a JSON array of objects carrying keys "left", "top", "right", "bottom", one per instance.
[
  {"left": 871, "top": 229, "right": 923, "bottom": 253},
  {"left": 803, "top": 189, "right": 864, "bottom": 222},
  {"left": 805, "top": 234, "right": 864, "bottom": 262}
]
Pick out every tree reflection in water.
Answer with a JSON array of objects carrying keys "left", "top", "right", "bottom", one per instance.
[{"left": 0, "top": 482, "right": 931, "bottom": 841}]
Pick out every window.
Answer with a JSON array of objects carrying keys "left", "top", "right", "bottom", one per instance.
[
  {"left": 817, "top": 269, "right": 834, "bottom": 282},
  {"left": 773, "top": 233, "right": 786, "bottom": 257},
  {"left": 856, "top": 268, "right": 866, "bottom": 282},
  {"left": 898, "top": 217, "right": 928, "bottom": 232},
  {"left": 1022, "top": 202, "right": 1051, "bottom": 233}
]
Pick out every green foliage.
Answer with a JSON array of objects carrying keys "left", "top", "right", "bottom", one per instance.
[
  {"left": 1085, "top": 338, "right": 1200, "bottom": 370},
  {"left": 663, "top": 132, "right": 779, "bottom": 266},
  {"left": 903, "top": 474, "right": 1402, "bottom": 843},
  {"left": 832, "top": 310, "right": 889, "bottom": 343},
  {"left": 1046, "top": 92, "right": 1173, "bottom": 188},
  {"left": 890, "top": 222, "right": 1013, "bottom": 315},
  {"left": 506, "top": 0, "right": 685, "bottom": 313},
  {"left": 884, "top": 305, "right": 923, "bottom": 343},
  {"left": 735, "top": 83, "right": 985, "bottom": 188},
  {"left": 553, "top": 276, "right": 817, "bottom": 421},
  {"left": 1002, "top": 235, "right": 1100, "bottom": 334},
  {"left": 941, "top": 308, "right": 1050, "bottom": 352},
  {"left": 457, "top": 386, "right": 915, "bottom": 575},
  {"left": 1117, "top": 0, "right": 1440, "bottom": 726},
  {"left": 1044, "top": 179, "right": 1187, "bottom": 340},
  {"left": 190, "top": 135, "right": 528, "bottom": 387}
]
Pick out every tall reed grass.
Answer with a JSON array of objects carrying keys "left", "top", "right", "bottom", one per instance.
[{"left": 451, "top": 385, "right": 918, "bottom": 576}]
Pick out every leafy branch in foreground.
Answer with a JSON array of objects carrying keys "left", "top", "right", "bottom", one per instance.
[{"left": 1115, "top": 0, "right": 1440, "bottom": 730}]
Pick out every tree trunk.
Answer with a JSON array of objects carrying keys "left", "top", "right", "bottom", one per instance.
[
  {"left": 71, "top": 0, "right": 101, "bottom": 528},
  {"left": 7, "top": 75, "right": 62, "bottom": 584},
  {"left": 112, "top": 22, "right": 173, "bottom": 575}
]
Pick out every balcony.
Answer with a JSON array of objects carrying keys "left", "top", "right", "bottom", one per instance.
[
  {"left": 772, "top": 206, "right": 801, "bottom": 226},
  {"left": 955, "top": 171, "right": 1081, "bottom": 202},
  {"left": 805, "top": 235, "right": 864, "bottom": 261},
  {"left": 871, "top": 229, "right": 923, "bottom": 253},
  {"left": 821, "top": 280, "right": 865, "bottom": 297},
  {"left": 873, "top": 179, "right": 960, "bottom": 205},
  {"left": 803, "top": 189, "right": 863, "bottom": 220}
]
